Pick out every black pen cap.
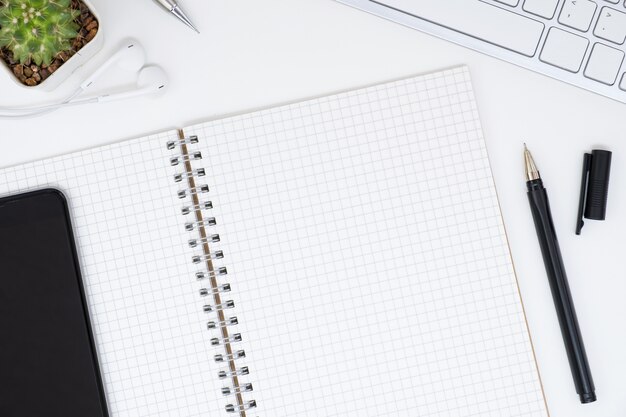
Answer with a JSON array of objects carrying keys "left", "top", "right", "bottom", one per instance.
[{"left": 576, "top": 149, "right": 612, "bottom": 235}]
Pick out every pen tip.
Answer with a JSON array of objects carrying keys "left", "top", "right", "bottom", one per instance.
[
  {"left": 171, "top": 5, "right": 200, "bottom": 34},
  {"left": 524, "top": 144, "right": 540, "bottom": 181}
]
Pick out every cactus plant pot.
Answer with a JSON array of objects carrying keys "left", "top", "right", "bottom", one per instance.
[{"left": 0, "top": 0, "right": 103, "bottom": 91}]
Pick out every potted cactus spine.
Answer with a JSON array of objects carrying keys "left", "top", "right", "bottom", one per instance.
[{"left": 0, "top": 0, "right": 103, "bottom": 90}]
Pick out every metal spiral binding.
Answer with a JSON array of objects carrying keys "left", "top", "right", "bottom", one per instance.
[
  {"left": 168, "top": 131, "right": 256, "bottom": 416},
  {"left": 170, "top": 151, "right": 202, "bottom": 166},
  {"left": 189, "top": 234, "right": 220, "bottom": 247}
]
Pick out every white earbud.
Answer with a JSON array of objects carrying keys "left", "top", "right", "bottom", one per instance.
[
  {"left": 0, "top": 39, "right": 168, "bottom": 118},
  {"left": 81, "top": 40, "right": 147, "bottom": 91},
  {"left": 97, "top": 66, "right": 168, "bottom": 102}
]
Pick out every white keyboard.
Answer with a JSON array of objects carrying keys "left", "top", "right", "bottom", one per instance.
[{"left": 338, "top": 0, "right": 626, "bottom": 104}]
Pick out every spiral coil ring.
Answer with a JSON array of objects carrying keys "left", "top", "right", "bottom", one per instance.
[
  {"left": 196, "top": 267, "right": 228, "bottom": 281},
  {"left": 193, "top": 251, "right": 224, "bottom": 263},
  {"left": 204, "top": 300, "right": 235, "bottom": 312},
  {"left": 226, "top": 400, "right": 257, "bottom": 413},
  {"left": 175, "top": 168, "right": 206, "bottom": 183},
  {"left": 167, "top": 135, "right": 199, "bottom": 150},
  {"left": 182, "top": 201, "right": 213, "bottom": 215},
  {"left": 170, "top": 152, "right": 202, "bottom": 166},
  {"left": 168, "top": 133, "right": 256, "bottom": 416},
  {"left": 200, "top": 284, "right": 231, "bottom": 297},
  {"left": 185, "top": 218, "right": 216, "bottom": 231},
  {"left": 211, "top": 333, "right": 243, "bottom": 346},
  {"left": 208, "top": 316, "right": 239, "bottom": 330},
  {"left": 222, "top": 383, "right": 253, "bottom": 396},
  {"left": 178, "top": 184, "right": 209, "bottom": 199},
  {"left": 189, "top": 235, "right": 220, "bottom": 247},
  {"left": 219, "top": 366, "right": 249, "bottom": 379},
  {"left": 214, "top": 350, "right": 246, "bottom": 363}
]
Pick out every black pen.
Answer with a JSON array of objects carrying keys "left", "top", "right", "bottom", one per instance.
[{"left": 524, "top": 145, "right": 596, "bottom": 404}]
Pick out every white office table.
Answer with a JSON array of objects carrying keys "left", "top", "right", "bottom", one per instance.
[{"left": 0, "top": 1, "right": 624, "bottom": 416}]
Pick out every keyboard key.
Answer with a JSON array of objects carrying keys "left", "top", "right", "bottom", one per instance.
[
  {"left": 540, "top": 27, "right": 589, "bottom": 72},
  {"left": 594, "top": 7, "right": 626, "bottom": 44},
  {"left": 604, "top": 0, "right": 619, "bottom": 4},
  {"left": 523, "top": 0, "right": 559, "bottom": 19},
  {"left": 380, "top": 0, "right": 545, "bottom": 56},
  {"left": 559, "top": 0, "right": 597, "bottom": 32},
  {"left": 619, "top": 73, "right": 626, "bottom": 91},
  {"left": 494, "top": 0, "right": 519, "bottom": 6},
  {"left": 584, "top": 43, "right": 624, "bottom": 84}
]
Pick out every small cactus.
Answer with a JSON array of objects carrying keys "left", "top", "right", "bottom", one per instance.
[{"left": 0, "top": 0, "right": 80, "bottom": 66}]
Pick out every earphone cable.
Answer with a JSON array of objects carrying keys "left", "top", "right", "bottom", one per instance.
[{"left": 0, "top": 86, "right": 85, "bottom": 119}]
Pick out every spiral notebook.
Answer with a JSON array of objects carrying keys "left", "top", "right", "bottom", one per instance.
[{"left": 0, "top": 66, "right": 549, "bottom": 417}]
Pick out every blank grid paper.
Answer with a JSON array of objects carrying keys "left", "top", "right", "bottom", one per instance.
[
  {"left": 184, "top": 67, "right": 549, "bottom": 416},
  {"left": 0, "top": 133, "right": 223, "bottom": 416}
]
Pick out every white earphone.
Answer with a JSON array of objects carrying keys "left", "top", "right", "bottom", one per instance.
[{"left": 0, "top": 40, "right": 169, "bottom": 119}]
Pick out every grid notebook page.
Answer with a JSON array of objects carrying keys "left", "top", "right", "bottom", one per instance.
[
  {"left": 183, "top": 66, "right": 550, "bottom": 416},
  {"left": 0, "top": 133, "right": 224, "bottom": 416}
]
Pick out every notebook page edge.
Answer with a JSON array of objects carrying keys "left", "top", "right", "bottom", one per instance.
[{"left": 465, "top": 73, "right": 552, "bottom": 415}]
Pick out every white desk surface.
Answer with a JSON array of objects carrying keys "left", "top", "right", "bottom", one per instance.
[{"left": 1, "top": 1, "right": 624, "bottom": 416}]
